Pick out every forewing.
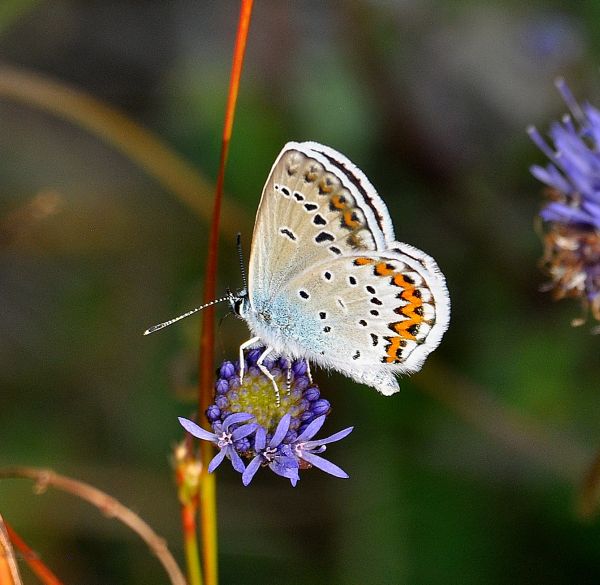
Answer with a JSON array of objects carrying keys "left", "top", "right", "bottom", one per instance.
[
  {"left": 280, "top": 249, "right": 450, "bottom": 394},
  {"left": 248, "top": 142, "right": 392, "bottom": 301}
]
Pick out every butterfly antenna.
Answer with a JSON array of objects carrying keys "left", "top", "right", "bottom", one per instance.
[
  {"left": 236, "top": 232, "right": 248, "bottom": 291},
  {"left": 143, "top": 295, "right": 230, "bottom": 335}
]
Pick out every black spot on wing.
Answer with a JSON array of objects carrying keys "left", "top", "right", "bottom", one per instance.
[
  {"left": 280, "top": 228, "right": 297, "bottom": 241},
  {"left": 315, "top": 231, "right": 335, "bottom": 244}
]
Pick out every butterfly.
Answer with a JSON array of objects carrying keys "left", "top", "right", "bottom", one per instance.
[{"left": 229, "top": 141, "right": 450, "bottom": 399}]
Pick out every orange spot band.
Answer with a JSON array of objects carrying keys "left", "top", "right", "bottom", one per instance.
[
  {"left": 385, "top": 336, "right": 404, "bottom": 363},
  {"left": 331, "top": 194, "right": 347, "bottom": 210},
  {"left": 375, "top": 262, "right": 395, "bottom": 276},
  {"left": 343, "top": 210, "right": 361, "bottom": 229}
]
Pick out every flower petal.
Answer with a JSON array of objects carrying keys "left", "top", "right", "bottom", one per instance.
[
  {"left": 242, "top": 455, "right": 263, "bottom": 486},
  {"left": 299, "top": 451, "right": 349, "bottom": 479},
  {"left": 207, "top": 448, "right": 227, "bottom": 473},
  {"left": 254, "top": 426, "right": 267, "bottom": 451},
  {"left": 232, "top": 422, "right": 258, "bottom": 441},
  {"left": 528, "top": 125, "right": 556, "bottom": 159},
  {"left": 296, "top": 415, "right": 326, "bottom": 442},
  {"left": 178, "top": 417, "right": 216, "bottom": 442},
  {"left": 269, "top": 414, "right": 292, "bottom": 447},
  {"left": 530, "top": 164, "right": 571, "bottom": 193},
  {"left": 222, "top": 412, "right": 254, "bottom": 431},
  {"left": 541, "top": 202, "right": 598, "bottom": 226},
  {"left": 228, "top": 445, "right": 246, "bottom": 473},
  {"left": 304, "top": 426, "right": 353, "bottom": 448},
  {"left": 269, "top": 456, "right": 299, "bottom": 481}
]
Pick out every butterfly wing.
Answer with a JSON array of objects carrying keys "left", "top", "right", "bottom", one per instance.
[
  {"left": 275, "top": 248, "right": 450, "bottom": 395},
  {"left": 247, "top": 142, "right": 395, "bottom": 304},
  {"left": 244, "top": 141, "right": 450, "bottom": 394}
]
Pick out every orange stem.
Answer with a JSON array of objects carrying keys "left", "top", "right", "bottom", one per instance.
[
  {"left": 5, "top": 521, "right": 63, "bottom": 585},
  {"left": 197, "top": 3, "right": 254, "bottom": 585}
]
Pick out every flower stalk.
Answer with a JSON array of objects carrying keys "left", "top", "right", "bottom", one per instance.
[{"left": 193, "top": 2, "right": 254, "bottom": 585}]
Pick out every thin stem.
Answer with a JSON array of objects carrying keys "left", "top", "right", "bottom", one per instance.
[
  {"left": 0, "top": 514, "right": 23, "bottom": 585},
  {"left": 196, "top": 3, "right": 254, "bottom": 585},
  {"left": 182, "top": 504, "right": 203, "bottom": 585},
  {"left": 0, "top": 467, "right": 186, "bottom": 585},
  {"left": 4, "top": 519, "right": 63, "bottom": 585}
]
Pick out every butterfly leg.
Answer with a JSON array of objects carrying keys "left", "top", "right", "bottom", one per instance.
[
  {"left": 239, "top": 336, "right": 261, "bottom": 384},
  {"left": 256, "top": 346, "right": 281, "bottom": 407},
  {"left": 306, "top": 360, "right": 313, "bottom": 384}
]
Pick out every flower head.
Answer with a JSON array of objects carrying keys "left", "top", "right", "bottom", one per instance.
[
  {"left": 180, "top": 349, "right": 353, "bottom": 486},
  {"left": 528, "top": 79, "right": 600, "bottom": 331}
]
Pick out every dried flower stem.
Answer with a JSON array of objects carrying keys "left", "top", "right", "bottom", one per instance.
[
  {"left": 3, "top": 519, "right": 63, "bottom": 585},
  {"left": 0, "top": 514, "right": 23, "bottom": 585},
  {"left": 195, "top": 3, "right": 254, "bottom": 585},
  {"left": 0, "top": 467, "right": 186, "bottom": 585},
  {"left": 0, "top": 64, "right": 243, "bottom": 238}
]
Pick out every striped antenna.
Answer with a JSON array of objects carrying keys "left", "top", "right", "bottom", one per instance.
[
  {"left": 236, "top": 233, "right": 248, "bottom": 291},
  {"left": 143, "top": 295, "right": 231, "bottom": 335}
]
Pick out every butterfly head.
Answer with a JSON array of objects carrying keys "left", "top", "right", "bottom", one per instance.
[{"left": 228, "top": 287, "right": 249, "bottom": 318}]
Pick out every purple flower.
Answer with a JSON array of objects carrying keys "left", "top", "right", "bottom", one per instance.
[
  {"left": 179, "top": 413, "right": 257, "bottom": 473},
  {"left": 528, "top": 78, "right": 600, "bottom": 330},
  {"left": 178, "top": 349, "right": 355, "bottom": 486}
]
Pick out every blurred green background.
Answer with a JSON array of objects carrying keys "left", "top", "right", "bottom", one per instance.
[{"left": 1, "top": 1, "right": 600, "bottom": 584}]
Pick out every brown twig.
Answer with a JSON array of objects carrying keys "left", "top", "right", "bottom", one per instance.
[
  {"left": 0, "top": 467, "right": 186, "bottom": 585},
  {"left": 0, "top": 514, "right": 23, "bottom": 585}
]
